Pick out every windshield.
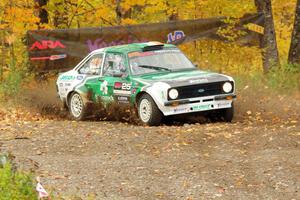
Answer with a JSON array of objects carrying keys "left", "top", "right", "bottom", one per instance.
[{"left": 128, "top": 48, "right": 196, "bottom": 75}]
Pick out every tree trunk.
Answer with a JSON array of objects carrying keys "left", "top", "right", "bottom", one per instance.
[
  {"left": 255, "top": 0, "right": 280, "bottom": 73},
  {"left": 53, "top": 1, "right": 69, "bottom": 28},
  {"left": 115, "top": 0, "right": 132, "bottom": 25},
  {"left": 115, "top": 0, "right": 122, "bottom": 25},
  {"left": 288, "top": 0, "right": 300, "bottom": 65},
  {"left": 35, "top": 0, "right": 48, "bottom": 24}
]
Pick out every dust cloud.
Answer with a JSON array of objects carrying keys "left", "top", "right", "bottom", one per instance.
[{"left": 7, "top": 77, "right": 300, "bottom": 124}]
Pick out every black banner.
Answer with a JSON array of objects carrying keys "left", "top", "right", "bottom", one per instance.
[{"left": 27, "top": 13, "right": 264, "bottom": 72}]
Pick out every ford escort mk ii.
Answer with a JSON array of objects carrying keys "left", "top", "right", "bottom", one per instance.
[{"left": 56, "top": 42, "right": 236, "bottom": 125}]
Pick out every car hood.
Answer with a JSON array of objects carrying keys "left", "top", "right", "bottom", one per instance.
[{"left": 133, "top": 69, "right": 232, "bottom": 87}]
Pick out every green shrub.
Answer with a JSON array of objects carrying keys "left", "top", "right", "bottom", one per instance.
[
  {"left": 266, "top": 63, "right": 300, "bottom": 92},
  {"left": 0, "top": 58, "right": 29, "bottom": 100},
  {"left": 0, "top": 161, "right": 37, "bottom": 200},
  {"left": 235, "top": 63, "right": 300, "bottom": 94}
]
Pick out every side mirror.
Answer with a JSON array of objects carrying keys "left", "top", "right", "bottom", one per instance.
[{"left": 193, "top": 62, "right": 199, "bottom": 68}]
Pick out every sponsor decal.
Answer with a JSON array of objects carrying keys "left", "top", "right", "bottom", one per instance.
[
  {"left": 174, "top": 107, "right": 189, "bottom": 113},
  {"left": 113, "top": 82, "right": 132, "bottom": 95},
  {"left": 65, "top": 83, "right": 71, "bottom": 86},
  {"left": 114, "top": 82, "right": 122, "bottom": 89},
  {"left": 30, "top": 40, "right": 66, "bottom": 50},
  {"left": 113, "top": 90, "right": 131, "bottom": 95},
  {"left": 132, "top": 88, "right": 137, "bottom": 94},
  {"left": 189, "top": 78, "right": 208, "bottom": 84},
  {"left": 117, "top": 96, "right": 130, "bottom": 103},
  {"left": 60, "top": 75, "right": 75, "bottom": 81},
  {"left": 100, "top": 80, "right": 108, "bottom": 95},
  {"left": 30, "top": 54, "right": 67, "bottom": 61},
  {"left": 117, "top": 96, "right": 128, "bottom": 101},
  {"left": 167, "top": 30, "right": 185, "bottom": 43},
  {"left": 114, "top": 82, "right": 131, "bottom": 90},
  {"left": 191, "top": 104, "right": 211, "bottom": 111},
  {"left": 217, "top": 102, "right": 231, "bottom": 107},
  {"left": 128, "top": 51, "right": 154, "bottom": 58},
  {"left": 153, "top": 49, "right": 180, "bottom": 53},
  {"left": 59, "top": 83, "right": 63, "bottom": 87},
  {"left": 77, "top": 75, "right": 84, "bottom": 80}
]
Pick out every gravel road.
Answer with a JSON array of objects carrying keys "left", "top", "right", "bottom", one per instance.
[{"left": 0, "top": 119, "right": 299, "bottom": 200}]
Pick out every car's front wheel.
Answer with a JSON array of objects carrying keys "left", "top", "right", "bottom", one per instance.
[
  {"left": 138, "top": 94, "right": 163, "bottom": 126},
  {"left": 69, "top": 92, "right": 87, "bottom": 120},
  {"left": 220, "top": 103, "right": 234, "bottom": 122}
]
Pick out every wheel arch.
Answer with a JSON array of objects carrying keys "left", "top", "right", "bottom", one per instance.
[
  {"left": 135, "top": 90, "right": 167, "bottom": 116},
  {"left": 135, "top": 91, "right": 148, "bottom": 106},
  {"left": 66, "top": 90, "right": 76, "bottom": 107},
  {"left": 67, "top": 89, "right": 93, "bottom": 108},
  {"left": 135, "top": 92, "right": 163, "bottom": 125}
]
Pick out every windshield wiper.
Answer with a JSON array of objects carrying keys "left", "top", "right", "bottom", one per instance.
[
  {"left": 172, "top": 67, "right": 197, "bottom": 71},
  {"left": 138, "top": 65, "right": 172, "bottom": 72}
]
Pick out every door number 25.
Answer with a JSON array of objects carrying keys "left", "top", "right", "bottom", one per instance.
[{"left": 122, "top": 83, "right": 131, "bottom": 90}]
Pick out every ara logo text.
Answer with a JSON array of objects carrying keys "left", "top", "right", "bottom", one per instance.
[{"left": 30, "top": 40, "right": 66, "bottom": 50}]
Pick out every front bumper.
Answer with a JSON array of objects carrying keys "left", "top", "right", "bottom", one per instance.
[{"left": 161, "top": 94, "right": 236, "bottom": 116}]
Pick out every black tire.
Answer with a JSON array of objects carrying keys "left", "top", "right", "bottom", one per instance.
[
  {"left": 137, "top": 94, "right": 163, "bottom": 126},
  {"left": 220, "top": 103, "right": 234, "bottom": 122},
  {"left": 68, "top": 92, "right": 88, "bottom": 120}
]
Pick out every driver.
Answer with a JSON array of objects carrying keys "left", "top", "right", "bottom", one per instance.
[
  {"left": 114, "top": 55, "right": 126, "bottom": 73},
  {"left": 90, "top": 57, "right": 102, "bottom": 75},
  {"left": 130, "top": 61, "right": 140, "bottom": 74}
]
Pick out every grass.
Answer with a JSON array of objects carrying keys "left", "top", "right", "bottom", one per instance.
[
  {"left": 0, "top": 155, "right": 37, "bottom": 200},
  {"left": 234, "top": 63, "right": 300, "bottom": 94}
]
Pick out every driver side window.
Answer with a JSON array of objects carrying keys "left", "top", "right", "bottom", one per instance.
[
  {"left": 103, "top": 53, "right": 127, "bottom": 77},
  {"left": 78, "top": 54, "right": 103, "bottom": 75}
]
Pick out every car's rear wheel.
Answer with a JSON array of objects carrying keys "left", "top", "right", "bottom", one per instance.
[
  {"left": 138, "top": 94, "right": 162, "bottom": 126},
  {"left": 69, "top": 92, "right": 87, "bottom": 120}
]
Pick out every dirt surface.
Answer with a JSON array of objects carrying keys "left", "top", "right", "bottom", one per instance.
[
  {"left": 0, "top": 81, "right": 299, "bottom": 199},
  {"left": 0, "top": 119, "right": 299, "bottom": 199}
]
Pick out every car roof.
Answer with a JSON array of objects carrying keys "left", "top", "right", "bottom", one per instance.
[{"left": 91, "top": 42, "right": 176, "bottom": 54}]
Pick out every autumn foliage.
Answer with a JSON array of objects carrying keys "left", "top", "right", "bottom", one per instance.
[{"left": 0, "top": 0, "right": 299, "bottom": 99}]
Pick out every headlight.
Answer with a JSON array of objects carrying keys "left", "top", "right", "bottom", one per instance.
[
  {"left": 223, "top": 82, "right": 233, "bottom": 93},
  {"left": 169, "top": 89, "right": 179, "bottom": 99}
]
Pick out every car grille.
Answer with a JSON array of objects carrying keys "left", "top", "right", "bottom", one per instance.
[{"left": 169, "top": 81, "right": 234, "bottom": 100}]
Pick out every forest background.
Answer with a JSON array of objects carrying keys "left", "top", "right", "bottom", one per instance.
[
  {"left": 0, "top": 0, "right": 299, "bottom": 102},
  {"left": 0, "top": 1, "right": 299, "bottom": 198}
]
